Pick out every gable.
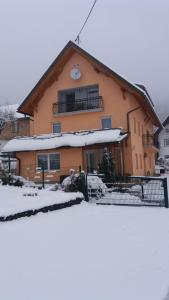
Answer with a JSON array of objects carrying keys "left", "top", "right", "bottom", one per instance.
[{"left": 18, "top": 41, "right": 161, "bottom": 127}]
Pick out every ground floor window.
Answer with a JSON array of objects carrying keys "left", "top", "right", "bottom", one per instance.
[{"left": 37, "top": 153, "right": 60, "bottom": 171}]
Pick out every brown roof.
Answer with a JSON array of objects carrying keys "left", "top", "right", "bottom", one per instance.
[{"left": 18, "top": 41, "right": 161, "bottom": 127}]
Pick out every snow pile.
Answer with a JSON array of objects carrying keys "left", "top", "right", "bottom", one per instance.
[
  {"left": 0, "top": 202, "right": 169, "bottom": 300},
  {"left": 2, "top": 128, "right": 127, "bottom": 152},
  {"left": 0, "top": 185, "right": 83, "bottom": 216}
]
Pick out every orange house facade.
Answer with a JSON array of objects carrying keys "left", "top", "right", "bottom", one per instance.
[{"left": 2, "top": 41, "right": 161, "bottom": 183}]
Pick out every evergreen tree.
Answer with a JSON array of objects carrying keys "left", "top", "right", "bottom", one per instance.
[{"left": 98, "top": 148, "right": 115, "bottom": 182}]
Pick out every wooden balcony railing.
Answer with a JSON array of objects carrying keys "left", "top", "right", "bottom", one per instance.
[{"left": 142, "top": 134, "right": 157, "bottom": 147}]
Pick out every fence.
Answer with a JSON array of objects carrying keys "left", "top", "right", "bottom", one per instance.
[{"left": 85, "top": 174, "right": 169, "bottom": 208}]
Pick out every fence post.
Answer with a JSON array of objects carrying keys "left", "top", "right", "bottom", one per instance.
[
  {"left": 141, "top": 179, "right": 144, "bottom": 200},
  {"left": 42, "top": 165, "right": 45, "bottom": 189},
  {"left": 84, "top": 174, "right": 89, "bottom": 202},
  {"left": 163, "top": 178, "right": 168, "bottom": 208}
]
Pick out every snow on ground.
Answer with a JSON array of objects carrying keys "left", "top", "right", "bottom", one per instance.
[
  {"left": 0, "top": 185, "right": 83, "bottom": 216},
  {"left": 0, "top": 174, "right": 169, "bottom": 299},
  {"left": 0, "top": 203, "right": 169, "bottom": 300}
]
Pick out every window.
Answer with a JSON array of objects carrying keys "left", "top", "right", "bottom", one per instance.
[
  {"left": 149, "top": 157, "right": 151, "bottom": 168},
  {"left": 140, "top": 154, "right": 142, "bottom": 169},
  {"left": 165, "top": 128, "right": 169, "bottom": 134},
  {"left": 12, "top": 121, "right": 19, "bottom": 133},
  {"left": 164, "top": 138, "right": 169, "bottom": 147},
  {"left": 52, "top": 123, "right": 61, "bottom": 134},
  {"left": 135, "top": 153, "right": 138, "bottom": 169},
  {"left": 101, "top": 117, "right": 112, "bottom": 129},
  {"left": 58, "top": 85, "right": 100, "bottom": 113},
  {"left": 37, "top": 154, "right": 48, "bottom": 170},
  {"left": 49, "top": 153, "right": 60, "bottom": 170},
  {"left": 142, "top": 124, "right": 144, "bottom": 136},
  {"left": 37, "top": 153, "right": 60, "bottom": 171},
  {"left": 164, "top": 139, "right": 169, "bottom": 147},
  {"left": 134, "top": 118, "right": 136, "bottom": 134},
  {"left": 138, "top": 121, "right": 141, "bottom": 136}
]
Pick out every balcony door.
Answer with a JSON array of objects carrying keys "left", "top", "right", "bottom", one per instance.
[
  {"left": 58, "top": 85, "right": 99, "bottom": 113},
  {"left": 85, "top": 151, "right": 95, "bottom": 173},
  {"left": 66, "top": 93, "right": 75, "bottom": 112}
]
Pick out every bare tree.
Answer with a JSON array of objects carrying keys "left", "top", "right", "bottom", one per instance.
[{"left": 0, "top": 104, "right": 16, "bottom": 133}]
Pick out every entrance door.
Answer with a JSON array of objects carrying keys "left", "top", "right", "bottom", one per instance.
[{"left": 85, "top": 152, "right": 95, "bottom": 173}]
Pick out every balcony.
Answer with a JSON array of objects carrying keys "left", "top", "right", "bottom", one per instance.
[
  {"left": 53, "top": 96, "right": 103, "bottom": 115},
  {"left": 142, "top": 134, "right": 159, "bottom": 152}
]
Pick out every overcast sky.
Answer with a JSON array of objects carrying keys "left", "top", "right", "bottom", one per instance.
[{"left": 0, "top": 0, "right": 168, "bottom": 120}]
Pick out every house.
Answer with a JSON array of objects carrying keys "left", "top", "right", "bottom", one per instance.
[
  {"left": 0, "top": 104, "right": 30, "bottom": 151},
  {"left": 155, "top": 115, "right": 169, "bottom": 159},
  {"left": 2, "top": 41, "right": 161, "bottom": 183},
  {"left": 0, "top": 104, "right": 31, "bottom": 170}
]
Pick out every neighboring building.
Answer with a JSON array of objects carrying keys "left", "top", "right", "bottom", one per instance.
[
  {"left": 0, "top": 104, "right": 30, "bottom": 152},
  {"left": 155, "top": 116, "right": 169, "bottom": 159},
  {"left": 2, "top": 41, "right": 161, "bottom": 182}
]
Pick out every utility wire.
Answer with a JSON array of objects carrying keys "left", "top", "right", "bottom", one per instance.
[{"left": 75, "top": 0, "right": 97, "bottom": 44}]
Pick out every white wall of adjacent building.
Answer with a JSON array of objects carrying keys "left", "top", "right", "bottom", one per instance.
[{"left": 158, "top": 124, "right": 169, "bottom": 158}]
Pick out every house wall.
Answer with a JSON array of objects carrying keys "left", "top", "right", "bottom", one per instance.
[
  {"left": 16, "top": 52, "right": 157, "bottom": 177},
  {"left": 125, "top": 95, "right": 155, "bottom": 176},
  {"left": 0, "top": 117, "right": 31, "bottom": 157},
  {"left": 32, "top": 52, "right": 133, "bottom": 134},
  {"left": 158, "top": 125, "right": 169, "bottom": 158},
  {"left": 17, "top": 148, "right": 83, "bottom": 183},
  {"left": 0, "top": 118, "right": 30, "bottom": 141}
]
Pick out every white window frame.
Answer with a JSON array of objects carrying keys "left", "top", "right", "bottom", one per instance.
[
  {"left": 164, "top": 139, "right": 169, "bottom": 147},
  {"left": 36, "top": 152, "right": 60, "bottom": 171},
  {"left": 101, "top": 116, "right": 112, "bottom": 129},
  {"left": 12, "top": 120, "right": 19, "bottom": 133},
  {"left": 52, "top": 123, "right": 61, "bottom": 134}
]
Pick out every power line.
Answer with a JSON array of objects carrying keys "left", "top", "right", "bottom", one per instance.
[{"left": 75, "top": 0, "right": 97, "bottom": 44}]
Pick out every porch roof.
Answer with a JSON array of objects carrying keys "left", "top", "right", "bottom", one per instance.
[{"left": 2, "top": 129, "right": 127, "bottom": 153}]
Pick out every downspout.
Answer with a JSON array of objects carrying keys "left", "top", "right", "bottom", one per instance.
[
  {"left": 119, "top": 142, "right": 124, "bottom": 176},
  {"left": 127, "top": 106, "right": 141, "bottom": 133}
]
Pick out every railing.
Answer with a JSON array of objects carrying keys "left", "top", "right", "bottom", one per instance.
[
  {"left": 53, "top": 96, "right": 103, "bottom": 114},
  {"left": 142, "top": 134, "right": 156, "bottom": 147}
]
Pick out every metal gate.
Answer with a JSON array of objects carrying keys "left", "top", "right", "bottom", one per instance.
[{"left": 86, "top": 174, "right": 168, "bottom": 207}]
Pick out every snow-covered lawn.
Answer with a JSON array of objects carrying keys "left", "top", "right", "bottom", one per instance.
[
  {"left": 0, "top": 185, "right": 83, "bottom": 216},
  {"left": 0, "top": 203, "right": 169, "bottom": 300}
]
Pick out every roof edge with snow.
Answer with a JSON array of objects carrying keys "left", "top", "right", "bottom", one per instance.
[{"left": 2, "top": 128, "right": 127, "bottom": 153}]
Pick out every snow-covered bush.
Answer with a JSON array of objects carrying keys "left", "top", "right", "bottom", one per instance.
[
  {"left": 87, "top": 175, "right": 107, "bottom": 198},
  {"left": 98, "top": 148, "right": 115, "bottom": 182},
  {"left": 62, "top": 169, "right": 85, "bottom": 193}
]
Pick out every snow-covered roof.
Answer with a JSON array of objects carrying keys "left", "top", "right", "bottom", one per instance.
[
  {"left": 2, "top": 129, "right": 127, "bottom": 153},
  {"left": 0, "top": 104, "right": 27, "bottom": 119}
]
